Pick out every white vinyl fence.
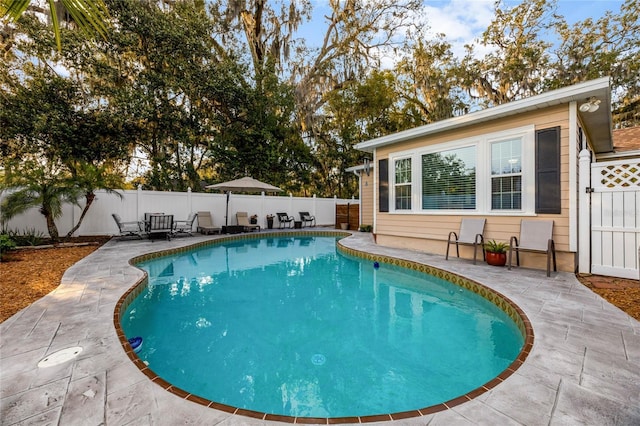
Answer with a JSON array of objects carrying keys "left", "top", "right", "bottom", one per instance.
[
  {"left": 590, "top": 159, "right": 640, "bottom": 279},
  {"left": 0, "top": 187, "right": 357, "bottom": 237}
]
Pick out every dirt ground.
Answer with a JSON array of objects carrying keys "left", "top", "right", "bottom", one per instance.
[
  {"left": 1, "top": 238, "right": 639, "bottom": 323},
  {"left": 0, "top": 237, "right": 111, "bottom": 323}
]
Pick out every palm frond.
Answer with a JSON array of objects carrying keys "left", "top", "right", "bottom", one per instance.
[
  {"left": 0, "top": 0, "right": 32, "bottom": 20},
  {"left": 1, "top": 0, "right": 110, "bottom": 51}
]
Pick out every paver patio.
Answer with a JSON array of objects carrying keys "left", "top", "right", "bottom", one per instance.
[{"left": 1, "top": 231, "right": 639, "bottom": 425}]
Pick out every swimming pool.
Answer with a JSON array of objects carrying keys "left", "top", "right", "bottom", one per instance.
[{"left": 118, "top": 233, "right": 529, "bottom": 421}]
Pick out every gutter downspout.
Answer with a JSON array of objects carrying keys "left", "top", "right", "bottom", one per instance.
[{"left": 350, "top": 169, "right": 362, "bottom": 227}]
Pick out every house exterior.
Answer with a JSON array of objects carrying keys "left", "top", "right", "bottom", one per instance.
[
  {"left": 346, "top": 162, "right": 375, "bottom": 227},
  {"left": 352, "top": 77, "right": 640, "bottom": 276},
  {"left": 607, "top": 127, "right": 640, "bottom": 160}
]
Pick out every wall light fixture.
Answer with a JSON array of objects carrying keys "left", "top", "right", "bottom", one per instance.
[{"left": 579, "top": 96, "right": 601, "bottom": 113}]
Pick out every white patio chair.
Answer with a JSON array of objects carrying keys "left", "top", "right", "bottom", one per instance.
[
  {"left": 173, "top": 212, "right": 197, "bottom": 236},
  {"left": 111, "top": 213, "right": 144, "bottom": 239}
]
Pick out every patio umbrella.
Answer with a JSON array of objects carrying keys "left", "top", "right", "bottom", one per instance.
[{"left": 205, "top": 176, "right": 282, "bottom": 226}]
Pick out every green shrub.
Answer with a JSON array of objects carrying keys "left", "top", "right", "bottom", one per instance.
[
  {"left": 0, "top": 234, "right": 17, "bottom": 259},
  {"left": 2, "top": 227, "right": 46, "bottom": 246},
  {"left": 359, "top": 224, "right": 373, "bottom": 232}
]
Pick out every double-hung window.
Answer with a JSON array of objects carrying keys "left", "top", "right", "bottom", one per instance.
[
  {"left": 394, "top": 158, "right": 412, "bottom": 210},
  {"left": 490, "top": 139, "right": 522, "bottom": 210}
]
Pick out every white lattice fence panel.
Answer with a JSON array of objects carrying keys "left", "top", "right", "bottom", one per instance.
[{"left": 592, "top": 160, "right": 640, "bottom": 190}]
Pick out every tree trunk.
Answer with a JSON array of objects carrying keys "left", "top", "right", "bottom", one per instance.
[
  {"left": 66, "top": 192, "right": 96, "bottom": 238},
  {"left": 45, "top": 214, "right": 59, "bottom": 242}
]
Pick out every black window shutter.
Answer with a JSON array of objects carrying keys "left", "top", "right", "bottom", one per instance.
[
  {"left": 535, "top": 127, "right": 561, "bottom": 214},
  {"left": 379, "top": 159, "right": 389, "bottom": 212}
]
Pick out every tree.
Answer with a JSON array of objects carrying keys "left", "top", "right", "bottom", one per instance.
[
  {"left": 395, "top": 36, "right": 468, "bottom": 123},
  {"left": 86, "top": 0, "right": 231, "bottom": 191},
  {"left": 0, "top": 160, "right": 81, "bottom": 241},
  {"left": 311, "top": 70, "right": 411, "bottom": 197},
  {"left": 211, "top": 0, "right": 424, "bottom": 192},
  {"left": 0, "top": 49, "right": 129, "bottom": 238},
  {"left": 549, "top": 0, "right": 640, "bottom": 127},
  {"left": 289, "top": 0, "right": 422, "bottom": 132},
  {"left": 207, "top": 68, "right": 313, "bottom": 192},
  {"left": 460, "top": 0, "right": 556, "bottom": 106}
]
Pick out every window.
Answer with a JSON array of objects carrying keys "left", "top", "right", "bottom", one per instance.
[
  {"left": 394, "top": 158, "right": 412, "bottom": 210},
  {"left": 491, "top": 139, "right": 522, "bottom": 210},
  {"left": 422, "top": 146, "right": 476, "bottom": 210},
  {"left": 387, "top": 125, "right": 535, "bottom": 214}
]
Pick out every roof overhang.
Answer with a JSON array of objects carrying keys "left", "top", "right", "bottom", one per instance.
[
  {"left": 345, "top": 164, "right": 374, "bottom": 173},
  {"left": 355, "top": 77, "right": 613, "bottom": 154}
]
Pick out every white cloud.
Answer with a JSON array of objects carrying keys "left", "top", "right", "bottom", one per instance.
[{"left": 421, "top": 0, "right": 496, "bottom": 57}]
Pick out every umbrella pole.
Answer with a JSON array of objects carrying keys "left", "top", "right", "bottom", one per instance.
[{"left": 225, "top": 191, "right": 230, "bottom": 227}]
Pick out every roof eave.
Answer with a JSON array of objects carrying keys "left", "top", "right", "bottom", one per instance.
[{"left": 356, "top": 77, "right": 612, "bottom": 153}]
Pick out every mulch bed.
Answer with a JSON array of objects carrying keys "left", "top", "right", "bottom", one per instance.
[
  {"left": 1, "top": 236, "right": 639, "bottom": 322},
  {"left": 577, "top": 274, "right": 640, "bottom": 321},
  {"left": 0, "top": 236, "right": 111, "bottom": 322}
]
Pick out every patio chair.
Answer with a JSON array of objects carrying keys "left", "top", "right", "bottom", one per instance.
[
  {"left": 299, "top": 211, "right": 316, "bottom": 227},
  {"left": 196, "top": 211, "right": 221, "bottom": 235},
  {"left": 111, "top": 213, "right": 144, "bottom": 239},
  {"left": 148, "top": 214, "right": 174, "bottom": 241},
  {"left": 237, "top": 211, "right": 260, "bottom": 232},
  {"left": 508, "top": 219, "right": 557, "bottom": 277},
  {"left": 144, "top": 212, "right": 164, "bottom": 233},
  {"left": 445, "top": 218, "right": 486, "bottom": 264},
  {"left": 276, "top": 212, "right": 295, "bottom": 229},
  {"left": 173, "top": 212, "right": 197, "bottom": 236}
]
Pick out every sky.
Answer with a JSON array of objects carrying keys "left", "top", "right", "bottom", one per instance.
[{"left": 299, "top": 0, "right": 625, "bottom": 61}]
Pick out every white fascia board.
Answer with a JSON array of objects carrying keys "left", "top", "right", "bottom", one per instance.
[{"left": 356, "top": 77, "right": 611, "bottom": 152}]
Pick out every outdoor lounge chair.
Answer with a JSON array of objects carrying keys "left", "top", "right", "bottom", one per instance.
[
  {"left": 148, "top": 214, "right": 174, "bottom": 241},
  {"left": 299, "top": 211, "right": 316, "bottom": 227},
  {"left": 112, "top": 213, "right": 144, "bottom": 239},
  {"left": 236, "top": 211, "right": 260, "bottom": 232},
  {"left": 276, "top": 212, "right": 295, "bottom": 229},
  {"left": 508, "top": 219, "right": 557, "bottom": 277},
  {"left": 446, "top": 218, "right": 486, "bottom": 264},
  {"left": 144, "top": 212, "right": 164, "bottom": 233},
  {"left": 196, "top": 211, "right": 221, "bottom": 235},
  {"left": 173, "top": 212, "right": 197, "bottom": 236}
]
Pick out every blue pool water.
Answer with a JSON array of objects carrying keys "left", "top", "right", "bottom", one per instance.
[{"left": 122, "top": 236, "right": 523, "bottom": 417}]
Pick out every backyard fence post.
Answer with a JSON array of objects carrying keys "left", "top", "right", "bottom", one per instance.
[
  {"left": 313, "top": 194, "right": 317, "bottom": 219},
  {"left": 137, "top": 185, "right": 143, "bottom": 220},
  {"left": 289, "top": 193, "right": 293, "bottom": 217},
  {"left": 187, "top": 187, "right": 192, "bottom": 214},
  {"left": 578, "top": 149, "right": 591, "bottom": 274}
]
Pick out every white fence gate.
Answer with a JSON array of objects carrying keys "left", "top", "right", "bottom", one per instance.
[{"left": 590, "top": 160, "right": 640, "bottom": 279}]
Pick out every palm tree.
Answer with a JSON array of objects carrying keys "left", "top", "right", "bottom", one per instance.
[
  {"left": 1, "top": 162, "right": 81, "bottom": 242},
  {"left": 1, "top": 0, "right": 110, "bottom": 51},
  {"left": 64, "top": 161, "right": 124, "bottom": 238}
]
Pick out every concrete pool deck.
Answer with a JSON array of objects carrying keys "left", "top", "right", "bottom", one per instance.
[{"left": 1, "top": 230, "right": 639, "bottom": 425}]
